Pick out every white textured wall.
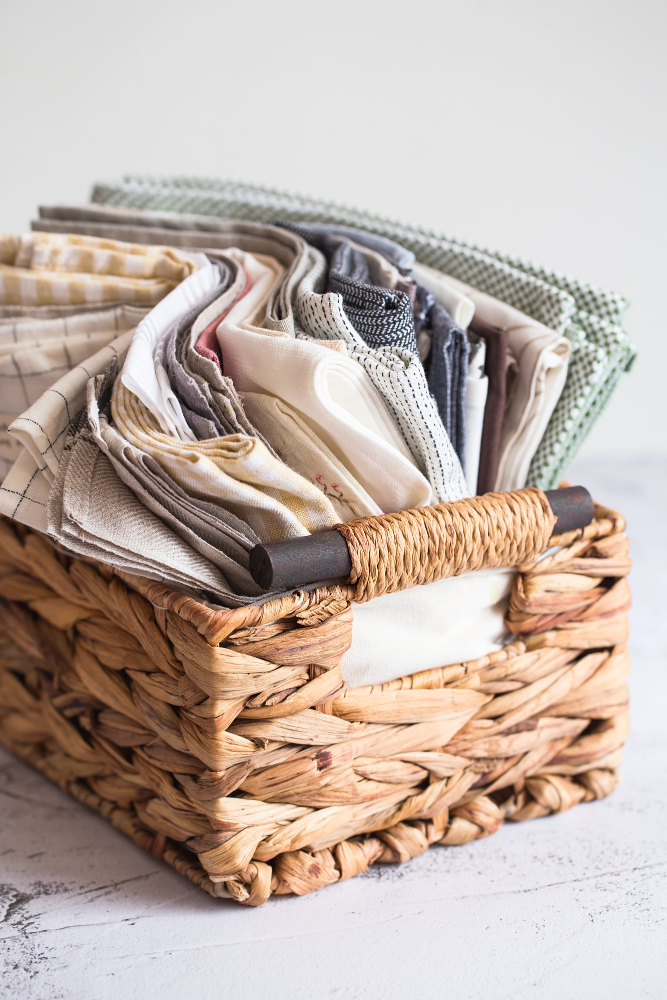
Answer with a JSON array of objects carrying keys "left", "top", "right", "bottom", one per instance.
[{"left": 2, "top": 0, "right": 665, "bottom": 458}]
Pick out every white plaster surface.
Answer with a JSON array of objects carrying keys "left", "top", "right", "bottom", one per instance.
[{"left": 1, "top": 459, "right": 666, "bottom": 1000}]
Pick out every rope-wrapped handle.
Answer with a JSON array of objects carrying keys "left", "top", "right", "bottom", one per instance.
[{"left": 249, "top": 486, "right": 593, "bottom": 601}]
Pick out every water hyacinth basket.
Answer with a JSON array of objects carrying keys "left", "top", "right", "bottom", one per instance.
[{"left": 0, "top": 487, "right": 631, "bottom": 905}]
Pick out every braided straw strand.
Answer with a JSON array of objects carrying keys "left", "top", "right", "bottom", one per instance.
[{"left": 335, "top": 487, "right": 556, "bottom": 602}]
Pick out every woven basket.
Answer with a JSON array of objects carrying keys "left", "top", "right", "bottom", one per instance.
[{"left": 0, "top": 489, "right": 631, "bottom": 906}]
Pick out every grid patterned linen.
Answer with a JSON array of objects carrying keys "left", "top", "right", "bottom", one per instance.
[
  {"left": 0, "top": 305, "right": 146, "bottom": 483},
  {"left": 0, "top": 231, "right": 200, "bottom": 307},
  {"left": 87, "top": 177, "right": 637, "bottom": 489},
  {"left": 0, "top": 306, "right": 144, "bottom": 412},
  {"left": 0, "top": 332, "right": 134, "bottom": 529}
]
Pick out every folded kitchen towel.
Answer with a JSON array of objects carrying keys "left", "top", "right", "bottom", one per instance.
[
  {"left": 215, "top": 248, "right": 437, "bottom": 513},
  {"left": 445, "top": 274, "right": 571, "bottom": 491},
  {"left": 286, "top": 244, "right": 468, "bottom": 502},
  {"left": 0, "top": 330, "right": 136, "bottom": 532},
  {"left": 0, "top": 303, "right": 146, "bottom": 482},
  {"left": 32, "top": 206, "right": 466, "bottom": 506},
  {"left": 0, "top": 231, "right": 201, "bottom": 307},
  {"left": 84, "top": 178, "right": 636, "bottom": 488},
  {"left": 111, "top": 378, "right": 341, "bottom": 541},
  {"left": 86, "top": 362, "right": 266, "bottom": 600},
  {"left": 48, "top": 405, "right": 236, "bottom": 602},
  {"left": 240, "top": 390, "right": 382, "bottom": 522}
]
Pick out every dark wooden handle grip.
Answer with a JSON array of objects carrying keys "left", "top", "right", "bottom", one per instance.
[{"left": 249, "top": 486, "right": 594, "bottom": 592}]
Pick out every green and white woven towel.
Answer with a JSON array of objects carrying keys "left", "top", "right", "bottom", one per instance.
[{"left": 90, "top": 175, "right": 637, "bottom": 490}]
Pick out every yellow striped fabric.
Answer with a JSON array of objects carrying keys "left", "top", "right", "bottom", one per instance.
[{"left": 0, "top": 232, "right": 199, "bottom": 307}]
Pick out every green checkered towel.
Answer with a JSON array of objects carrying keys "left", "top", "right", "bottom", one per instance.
[{"left": 90, "top": 175, "right": 637, "bottom": 490}]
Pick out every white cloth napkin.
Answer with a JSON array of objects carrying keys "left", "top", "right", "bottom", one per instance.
[
  {"left": 217, "top": 250, "right": 435, "bottom": 513},
  {"left": 240, "top": 391, "right": 382, "bottom": 521}
]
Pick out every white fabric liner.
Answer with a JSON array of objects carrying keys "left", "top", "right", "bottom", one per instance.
[{"left": 340, "top": 566, "right": 515, "bottom": 688}]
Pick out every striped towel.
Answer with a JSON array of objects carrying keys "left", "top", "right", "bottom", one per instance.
[{"left": 0, "top": 231, "right": 201, "bottom": 307}]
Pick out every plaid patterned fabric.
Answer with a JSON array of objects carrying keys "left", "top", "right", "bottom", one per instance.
[
  {"left": 0, "top": 449, "right": 51, "bottom": 530},
  {"left": 0, "top": 229, "right": 203, "bottom": 485},
  {"left": 0, "top": 307, "right": 144, "bottom": 412},
  {"left": 0, "top": 305, "right": 146, "bottom": 483},
  {"left": 0, "top": 332, "right": 135, "bottom": 529},
  {"left": 90, "top": 176, "right": 637, "bottom": 489},
  {"left": 0, "top": 423, "right": 21, "bottom": 485},
  {"left": 0, "top": 231, "right": 200, "bottom": 307}
]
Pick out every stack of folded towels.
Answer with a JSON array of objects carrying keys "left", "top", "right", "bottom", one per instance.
[{"left": 0, "top": 182, "right": 636, "bottom": 684}]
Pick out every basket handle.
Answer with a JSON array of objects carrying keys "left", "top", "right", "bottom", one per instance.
[{"left": 249, "top": 486, "right": 593, "bottom": 601}]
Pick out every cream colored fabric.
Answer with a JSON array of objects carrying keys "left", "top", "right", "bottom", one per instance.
[
  {"left": 0, "top": 232, "right": 201, "bottom": 307},
  {"left": 89, "top": 396, "right": 263, "bottom": 599},
  {"left": 3, "top": 328, "right": 269, "bottom": 605},
  {"left": 0, "top": 302, "right": 131, "bottom": 320},
  {"left": 0, "top": 449, "right": 51, "bottom": 531},
  {"left": 111, "top": 381, "right": 340, "bottom": 541},
  {"left": 444, "top": 275, "right": 571, "bottom": 491},
  {"left": 217, "top": 251, "right": 434, "bottom": 514},
  {"left": 412, "top": 261, "right": 475, "bottom": 329},
  {"left": 0, "top": 305, "right": 146, "bottom": 347},
  {"left": 341, "top": 568, "right": 514, "bottom": 687},
  {"left": 0, "top": 427, "right": 21, "bottom": 486},
  {"left": 240, "top": 391, "right": 382, "bottom": 521},
  {"left": 8, "top": 331, "right": 134, "bottom": 483},
  {"left": 465, "top": 371, "right": 489, "bottom": 495},
  {"left": 47, "top": 365, "right": 265, "bottom": 606},
  {"left": 8, "top": 218, "right": 438, "bottom": 512}
]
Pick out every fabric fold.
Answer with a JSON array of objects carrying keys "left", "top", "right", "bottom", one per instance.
[
  {"left": 464, "top": 338, "right": 488, "bottom": 495},
  {"left": 0, "top": 304, "right": 147, "bottom": 483},
  {"left": 215, "top": 246, "right": 437, "bottom": 513},
  {"left": 240, "top": 391, "right": 382, "bottom": 522},
  {"left": 286, "top": 247, "right": 468, "bottom": 502},
  {"left": 445, "top": 274, "right": 571, "bottom": 491},
  {"left": 80, "top": 180, "right": 635, "bottom": 488},
  {"left": 0, "top": 231, "right": 202, "bottom": 307},
  {"left": 111, "top": 380, "right": 340, "bottom": 541}
]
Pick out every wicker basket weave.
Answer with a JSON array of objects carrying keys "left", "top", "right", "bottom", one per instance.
[{"left": 0, "top": 490, "right": 631, "bottom": 906}]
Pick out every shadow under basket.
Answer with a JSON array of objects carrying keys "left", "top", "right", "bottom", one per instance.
[{"left": 0, "top": 490, "right": 631, "bottom": 906}]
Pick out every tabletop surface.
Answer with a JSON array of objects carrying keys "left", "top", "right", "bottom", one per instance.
[{"left": 1, "top": 459, "right": 666, "bottom": 1000}]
